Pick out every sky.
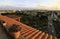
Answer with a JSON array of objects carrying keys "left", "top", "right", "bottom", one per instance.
[{"left": 0, "top": 0, "right": 60, "bottom": 10}]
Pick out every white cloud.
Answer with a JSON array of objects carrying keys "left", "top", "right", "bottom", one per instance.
[
  {"left": 0, "top": 0, "right": 60, "bottom": 10},
  {"left": 33, "top": 0, "right": 60, "bottom": 10}
]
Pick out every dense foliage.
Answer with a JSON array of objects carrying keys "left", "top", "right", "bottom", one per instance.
[{"left": 1, "top": 10, "right": 60, "bottom": 38}]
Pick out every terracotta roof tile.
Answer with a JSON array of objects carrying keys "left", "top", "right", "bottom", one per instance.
[{"left": 0, "top": 15, "right": 57, "bottom": 39}]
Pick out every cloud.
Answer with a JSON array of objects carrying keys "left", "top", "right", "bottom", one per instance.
[
  {"left": 33, "top": 0, "right": 60, "bottom": 10},
  {"left": 0, "top": 0, "right": 60, "bottom": 10}
]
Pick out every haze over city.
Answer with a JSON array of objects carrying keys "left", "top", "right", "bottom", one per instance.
[{"left": 0, "top": 0, "right": 60, "bottom": 10}]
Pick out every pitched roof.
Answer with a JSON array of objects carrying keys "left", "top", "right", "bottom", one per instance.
[{"left": 0, "top": 15, "right": 57, "bottom": 39}]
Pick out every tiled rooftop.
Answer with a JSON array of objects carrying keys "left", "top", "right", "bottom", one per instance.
[{"left": 0, "top": 15, "right": 57, "bottom": 39}]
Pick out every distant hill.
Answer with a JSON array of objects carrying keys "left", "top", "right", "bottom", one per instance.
[
  {"left": 0, "top": 5, "right": 59, "bottom": 11},
  {"left": 0, "top": 6, "right": 38, "bottom": 10}
]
